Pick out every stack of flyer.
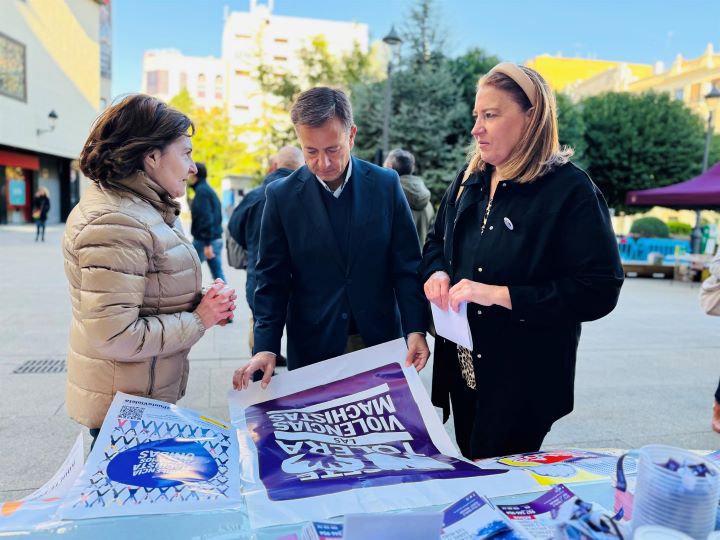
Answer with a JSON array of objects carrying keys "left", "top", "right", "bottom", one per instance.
[{"left": 440, "top": 485, "right": 625, "bottom": 540}]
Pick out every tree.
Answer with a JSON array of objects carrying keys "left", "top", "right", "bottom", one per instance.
[
  {"left": 581, "top": 91, "right": 706, "bottom": 210},
  {"left": 169, "top": 89, "right": 261, "bottom": 190},
  {"left": 401, "top": 0, "right": 446, "bottom": 68},
  {"left": 555, "top": 93, "right": 586, "bottom": 168},
  {"left": 447, "top": 48, "right": 501, "bottom": 132}
]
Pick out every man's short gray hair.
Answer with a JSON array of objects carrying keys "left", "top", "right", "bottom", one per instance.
[
  {"left": 386, "top": 148, "right": 415, "bottom": 176},
  {"left": 290, "top": 87, "right": 354, "bottom": 132}
]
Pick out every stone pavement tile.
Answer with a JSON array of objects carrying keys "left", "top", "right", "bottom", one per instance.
[
  {"left": 178, "top": 365, "right": 211, "bottom": 411},
  {"left": 0, "top": 415, "right": 89, "bottom": 497},
  {"left": 542, "top": 438, "right": 631, "bottom": 450},
  {"left": 623, "top": 431, "right": 720, "bottom": 451},
  {"left": 0, "top": 365, "right": 65, "bottom": 417}
]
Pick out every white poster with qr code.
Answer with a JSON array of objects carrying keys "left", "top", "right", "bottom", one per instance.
[{"left": 57, "top": 392, "right": 242, "bottom": 520}]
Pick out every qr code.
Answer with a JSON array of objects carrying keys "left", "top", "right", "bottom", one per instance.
[{"left": 118, "top": 405, "right": 144, "bottom": 420}]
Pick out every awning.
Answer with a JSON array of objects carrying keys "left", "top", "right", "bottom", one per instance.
[{"left": 0, "top": 149, "right": 40, "bottom": 171}]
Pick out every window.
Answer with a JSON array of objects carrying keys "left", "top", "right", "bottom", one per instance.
[
  {"left": 273, "top": 56, "right": 288, "bottom": 62},
  {"left": 674, "top": 88, "right": 684, "bottom": 101},
  {"left": 690, "top": 83, "right": 701, "bottom": 102},
  {"left": 180, "top": 72, "right": 187, "bottom": 90},
  {"left": 234, "top": 104, "right": 250, "bottom": 111},
  {"left": 0, "top": 33, "right": 26, "bottom": 101},
  {"left": 235, "top": 69, "right": 250, "bottom": 77},
  {"left": 197, "top": 73, "right": 206, "bottom": 98},
  {"left": 235, "top": 34, "right": 251, "bottom": 39},
  {"left": 274, "top": 37, "right": 288, "bottom": 44},
  {"left": 146, "top": 70, "right": 168, "bottom": 94},
  {"left": 215, "top": 75, "right": 223, "bottom": 100}
]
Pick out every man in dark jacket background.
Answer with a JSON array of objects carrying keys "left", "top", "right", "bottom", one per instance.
[
  {"left": 189, "top": 162, "right": 226, "bottom": 282},
  {"left": 228, "top": 146, "right": 303, "bottom": 356},
  {"left": 384, "top": 148, "right": 435, "bottom": 248},
  {"left": 229, "top": 146, "right": 304, "bottom": 318}
]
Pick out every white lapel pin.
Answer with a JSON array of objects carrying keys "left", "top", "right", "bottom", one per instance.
[{"left": 504, "top": 217, "right": 514, "bottom": 230}]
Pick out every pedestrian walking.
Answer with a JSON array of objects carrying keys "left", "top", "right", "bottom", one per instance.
[
  {"left": 188, "top": 162, "right": 226, "bottom": 283},
  {"left": 32, "top": 187, "right": 51, "bottom": 242}
]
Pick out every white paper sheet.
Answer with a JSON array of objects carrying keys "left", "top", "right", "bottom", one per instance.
[
  {"left": 229, "top": 339, "right": 538, "bottom": 529},
  {"left": 431, "top": 303, "right": 473, "bottom": 349},
  {"left": 344, "top": 511, "right": 443, "bottom": 540},
  {"left": 57, "top": 393, "right": 242, "bottom": 520}
]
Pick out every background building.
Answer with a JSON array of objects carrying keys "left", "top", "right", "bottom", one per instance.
[
  {"left": 0, "top": 0, "right": 111, "bottom": 224},
  {"left": 532, "top": 45, "right": 720, "bottom": 134},
  {"left": 526, "top": 54, "right": 653, "bottom": 93},
  {"left": 141, "top": 0, "right": 368, "bottom": 126}
]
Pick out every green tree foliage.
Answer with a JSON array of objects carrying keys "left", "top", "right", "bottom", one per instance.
[
  {"left": 582, "top": 91, "right": 706, "bottom": 210},
  {"left": 555, "top": 93, "right": 586, "bottom": 168},
  {"left": 352, "top": 66, "right": 469, "bottom": 202},
  {"left": 352, "top": 0, "right": 480, "bottom": 202},
  {"left": 447, "top": 48, "right": 501, "bottom": 132},
  {"left": 260, "top": 36, "right": 373, "bottom": 108},
  {"left": 630, "top": 216, "right": 670, "bottom": 238},
  {"left": 667, "top": 220, "right": 692, "bottom": 236},
  {"left": 169, "top": 89, "right": 260, "bottom": 190}
]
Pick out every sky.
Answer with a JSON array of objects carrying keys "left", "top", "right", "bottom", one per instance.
[{"left": 111, "top": 0, "right": 720, "bottom": 98}]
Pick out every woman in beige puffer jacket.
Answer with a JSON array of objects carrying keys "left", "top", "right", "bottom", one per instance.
[{"left": 63, "top": 95, "right": 236, "bottom": 441}]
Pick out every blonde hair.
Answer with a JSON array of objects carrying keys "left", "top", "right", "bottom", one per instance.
[
  {"left": 36, "top": 186, "right": 49, "bottom": 197},
  {"left": 463, "top": 64, "right": 573, "bottom": 182}
]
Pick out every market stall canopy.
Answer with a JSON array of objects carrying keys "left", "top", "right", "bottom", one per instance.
[{"left": 625, "top": 162, "right": 720, "bottom": 208}]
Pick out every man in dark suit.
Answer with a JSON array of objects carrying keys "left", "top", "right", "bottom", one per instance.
[{"left": 233, "top": 87, "right": 429, "bottom": 389}]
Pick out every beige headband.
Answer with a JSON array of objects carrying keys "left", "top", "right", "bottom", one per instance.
[{"left": 488, "top": 62, "right": 537, "bottom": 107}]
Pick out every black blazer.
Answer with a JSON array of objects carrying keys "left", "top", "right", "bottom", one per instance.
[{"left": 253, "top": 157, "right": 428, "bottom": 369}]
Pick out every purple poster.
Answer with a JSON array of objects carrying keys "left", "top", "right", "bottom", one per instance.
[
  {"left": 230, "top": 339, "right": 541, "bottom": 529},
  {"left": 244, "top": 363, "right": 505, "bottom": 501}
]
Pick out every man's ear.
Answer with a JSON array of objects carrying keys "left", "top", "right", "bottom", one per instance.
[{"left": 348, "top": 125, "right": 358, "bottom": 150}]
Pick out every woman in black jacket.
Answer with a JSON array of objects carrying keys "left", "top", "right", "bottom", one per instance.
[
  {"left": 421, "top": 63, "right": 624, "bottom": 460},
  {"left": 32, "top": 187, "right": 51, "bottom": 242}
]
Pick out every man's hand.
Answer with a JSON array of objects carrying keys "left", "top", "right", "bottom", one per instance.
[
  {"left": 232, "top": 352, "right": 276, "bottom": 390},
  {"left": 405, "top": 333, "right": 430, "bottom": 372},
  {"left": 204, "top": 244, "right": 215, "bottom": 260},
  {"left": 424, "top": 271, "right": 451, "bottom": 310}
]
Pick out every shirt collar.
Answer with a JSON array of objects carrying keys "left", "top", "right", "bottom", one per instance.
[{"left": 315, "top": 158, "right": 352, "bottom": 199}]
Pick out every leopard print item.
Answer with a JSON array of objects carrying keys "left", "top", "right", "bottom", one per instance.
[{"left": 457, "top": 345, "right": 476, "bottom": 390}]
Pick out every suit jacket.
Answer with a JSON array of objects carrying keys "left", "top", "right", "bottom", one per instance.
[
  {"left": 228, "top": 167, "right": 294, "bottom": 312},
  {"left": 253, "top": 156, "right": 428, "bottom": 370}
]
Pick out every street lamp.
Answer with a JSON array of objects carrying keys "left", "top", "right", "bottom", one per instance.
[
  {"left": 36, "top": 110, "right": 58, "bottom": 136},
  {"left": 381, "top": 26, "right": 402, "bottom": 161},
  {"left": 691, "top": 85, "right": 720, "bottom": 253}
]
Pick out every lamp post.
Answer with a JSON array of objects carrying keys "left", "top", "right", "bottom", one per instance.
[
  {"left": 381, "top": 26, "right": 402, "bottom": 161},
  {"left": 36, "top": 110, "right": 58, "bottom": 136},
  {"left": 691, "top": 85, "right": 720, "bottom": 253}
]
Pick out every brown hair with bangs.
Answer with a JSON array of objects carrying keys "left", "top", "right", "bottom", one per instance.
[
  {"left": 463, "top": 65, "right": 572, "bottom": 182},
  {"left": 80, "top": 94, "right": 195, "bottom": 183}
]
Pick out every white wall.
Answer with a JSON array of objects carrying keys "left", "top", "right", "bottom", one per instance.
[{"left": 0, "top": 0, "right": 101, "bottom": 160}]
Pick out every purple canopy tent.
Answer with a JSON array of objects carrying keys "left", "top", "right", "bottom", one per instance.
[{"left": 625, "top": 162, "right": 720, "bottom": 208}]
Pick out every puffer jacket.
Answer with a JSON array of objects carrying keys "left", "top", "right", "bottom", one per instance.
[{"left": 62, "top": 171, "right": 205, "bottom": 428}]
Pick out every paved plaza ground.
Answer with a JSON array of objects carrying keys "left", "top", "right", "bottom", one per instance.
[{"left": 1, "top": 223, "right": 719, "bottom": 501}]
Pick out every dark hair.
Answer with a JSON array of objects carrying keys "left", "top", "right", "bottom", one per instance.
[
  {"left": 290, "top": 87, "right": 353, "bottom": 131},
  {"left": 195, "top": 162, "right": 207, "bottom": 180},
  {"left": 80, "top": 94, "right": 194, "bottom": 182},
  {"left": 386, "top": 148, "right": 415, "bottom": 176}
]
